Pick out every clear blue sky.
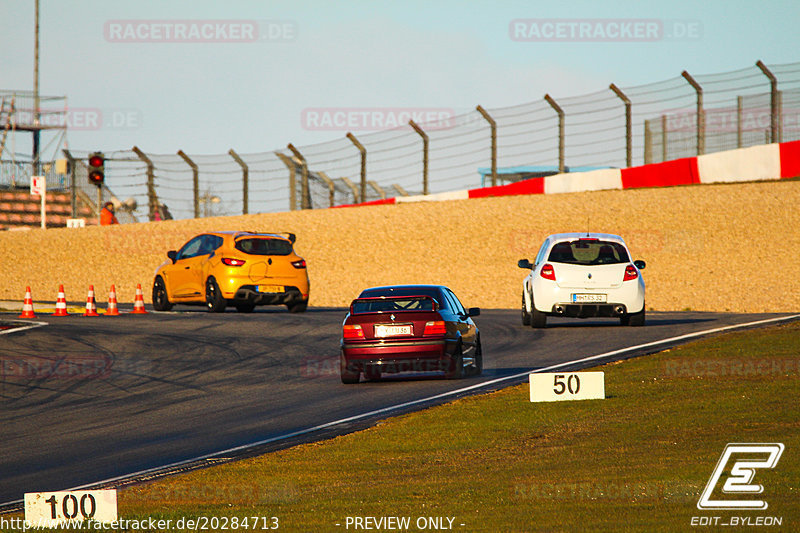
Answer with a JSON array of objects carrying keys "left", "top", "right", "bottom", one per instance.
[{"left": 2, "top": 0, "right": 799, "bottom": 156}]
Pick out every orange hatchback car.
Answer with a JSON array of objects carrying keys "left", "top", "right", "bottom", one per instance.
[{"left": 152, "top": 231, "right": 309, "bottom": 313}]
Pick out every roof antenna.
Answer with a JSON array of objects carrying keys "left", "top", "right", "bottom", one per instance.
[{"left": 586, "top": 216, "right": 590, "bottom": 237}]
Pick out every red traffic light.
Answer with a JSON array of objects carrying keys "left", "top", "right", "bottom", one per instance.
[{"left": 87, "top": 152, "right": 105, "bottom": 185}]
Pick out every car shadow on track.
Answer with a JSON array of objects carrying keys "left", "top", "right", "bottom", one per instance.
[
  {"left": 159, "top": 306, "right": 347, "bottom": 314},
  {"left": 537, "top": 316, "right": 716, "bottom": 328}
]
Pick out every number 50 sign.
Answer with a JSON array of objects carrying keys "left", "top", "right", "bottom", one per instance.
[
  {"left": 529, "top": 372, "right": 605, "bottom": 402},
  {"left": 25, "top": 490, "right": 117, "bottom": 526}
]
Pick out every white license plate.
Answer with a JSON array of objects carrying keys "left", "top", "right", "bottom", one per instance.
[
  {"left": 572, "top": 293, "right": 607, "bottom": 303},
  {"left": 258, "top": 285, "right": 284, "bottom": 293},
  {"left": 374, "top": 324, "right": 413, "bottom": 337}
]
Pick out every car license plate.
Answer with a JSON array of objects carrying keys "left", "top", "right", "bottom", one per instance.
[
  {"left": 258, "top": 285, "right": 284, "bottom": 293},
  {"left": 374, "top": 324, "right": 413, "bottom": 337},
  {"left": 572, "top": 293, "right": 607, "bottom": 303}
]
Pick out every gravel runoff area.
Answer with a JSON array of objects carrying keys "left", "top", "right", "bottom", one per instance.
[{"left": 0, "top": 180, "right": 798, "bottom": 313}]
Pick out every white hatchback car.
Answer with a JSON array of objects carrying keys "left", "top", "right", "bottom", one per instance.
[{"left": 518, "top": 233, "right": 646, "bottom": 327}]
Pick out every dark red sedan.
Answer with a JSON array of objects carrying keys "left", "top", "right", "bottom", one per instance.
[{"left": 340, "top": 285, "right": 482, "bottom": 383}]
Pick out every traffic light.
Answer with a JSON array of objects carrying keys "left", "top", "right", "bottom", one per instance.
[{"left": 88, "top": 152, "right": 105, "bottom": 185}]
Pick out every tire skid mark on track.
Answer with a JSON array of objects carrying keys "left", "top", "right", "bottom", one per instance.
[{"left": 0, "top": 331, "right": 117, "bottom": 406}]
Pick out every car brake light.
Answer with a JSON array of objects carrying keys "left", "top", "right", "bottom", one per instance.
[
  {"left": 221, "top": 257, "right": 246, "bottom": 266},
  {"left": 623, "top": 264, "right": 638, "bottom": 281},
  {"left": 291, "top": 259, "right": 307, "bottom": 269},
  {"left": 343, "top": 324, "right": 364, "bottom": 340},
  {"left": 423, "top": 321, "right": 447, "bottom": 336},
  {"left": 540, "top": 263, "right": 556, "bottom": 281}
]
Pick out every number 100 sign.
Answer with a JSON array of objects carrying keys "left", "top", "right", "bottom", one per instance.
[
  {"left": 25, "top": 490, "right": 117, "bottom": 526},
  {"left": 529, "top": 372, "right": 605, "bottom": 402}
]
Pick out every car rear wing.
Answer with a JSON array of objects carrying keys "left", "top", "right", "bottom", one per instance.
[
  {"left": 349, "top": 295, "right": 439, "bottom": 315},
  {"left": 235, "top": 232, "right": 296, "bottom": 244}
]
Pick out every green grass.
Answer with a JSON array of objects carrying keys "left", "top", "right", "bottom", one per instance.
[{"left": 6, "top": 322, "right": 799, "bottom": 532}]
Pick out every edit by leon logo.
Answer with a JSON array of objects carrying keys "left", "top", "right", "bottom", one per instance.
[{"left": 697, "top": 443, "right": 784, "bottom": 510}]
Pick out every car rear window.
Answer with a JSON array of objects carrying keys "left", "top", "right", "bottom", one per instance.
[
  {"left": 352, "top": 296, "right": 436, "bottom": 314},
  {"left": 359, "top": 287, "right": 445, "bottom": 308},
  {"left": 548, "top": 239, "right": 630, "bottom": 265},
  {"left": 235, "top": 238, "right": 293, "bottom": 256}
]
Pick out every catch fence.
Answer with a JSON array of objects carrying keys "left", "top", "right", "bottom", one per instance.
[{"left": 6, "top": 61, "right": 800, "bottom": 223}]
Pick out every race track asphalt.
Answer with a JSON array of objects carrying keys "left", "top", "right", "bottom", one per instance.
[{"left": 0, "top": 307, "right": 794, "bottom": 506}]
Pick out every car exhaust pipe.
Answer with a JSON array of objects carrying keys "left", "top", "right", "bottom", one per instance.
[
  {"left": 555, "top": 305, "right": 564, "bottom": 315},
  {"left": 614, "top": 305, "right": 625, "bottom": 315}
]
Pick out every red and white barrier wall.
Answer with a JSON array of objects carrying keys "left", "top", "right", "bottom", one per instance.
[{"left": 336, "top": 140, "right": 800, "bottom": 208}]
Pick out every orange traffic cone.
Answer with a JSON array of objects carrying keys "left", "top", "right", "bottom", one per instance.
[
  {"left": 19, "top": 286, "right": 36, "bottom": 318},
  {"left": 131, "top": 283, "right": 148, "bottom": 314},
  {"left": 53, "top": 284, "right": 69, "bottom": 316},
  {"left": 83, "top": 285, "right": 100, "bottom": 316},
  {"left": 105, "top": 284, "right": 120, "bottom": 316}
]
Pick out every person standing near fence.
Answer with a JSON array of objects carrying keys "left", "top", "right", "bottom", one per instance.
[{"left": 100, "top": 201, "right": 119, "bottom": 225}]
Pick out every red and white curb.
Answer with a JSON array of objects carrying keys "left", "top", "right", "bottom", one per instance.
[{"left": 336, "top": 139, "right": 800, "bottom": 208}]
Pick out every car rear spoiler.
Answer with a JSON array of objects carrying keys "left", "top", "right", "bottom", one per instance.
[
  {"left": 350, "top": 295, "right": 439, "bottom": 314},
  {"left": 236, "top": 232, "right": 296, "bottom": 244}
]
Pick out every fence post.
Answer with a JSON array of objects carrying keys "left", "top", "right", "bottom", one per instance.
[
  {"left": 755, "top": 60, "right": 779, "bottom": 144},
  {"left": 736, "top": 96, "right": 743, "bottom": 148},
  {"left": 681, "top": 70, "right": 704, "bottom": 155},
  {"left": 177, "top": 150, "right": 199, "bottom": 218},
  {"left": 341, "top": 177, "right": 360, "bottom": 204},
  {"left": 609, "top": 83, "right": 632, "bottom": 168},
  {"left": 228, "top": 149, "right": 248, "bottom": 215},
  {"left": 544, "top": 95, "right": 565, "bottom": 173},
  {"left": 317, "top": 171, "right": 336, "bottom": 207},
  {"left": 475, "top": 105, "right": 497, "bottom": 186},
  {"left": 132, "top": 146, "right": 156, "bottom": 221},
  {"left": 392, "top": 184, "right": 409, "bottom": 196},
  {"left": 287, "top": 144, "right": 310, "bottom": 209},
  {"left": 346, "top": 132, "right": 367, "bottom": 203},
  {"left": 62, "top": 149, "right": 77, "bottom": 217},
  {"left": 408, "top": 119, "right": 429, "bottom": 195},
  {"left": 369, "top": 180, "right": 386, "bottom": 199},
  {"left": 274, "top": 152, "right": 297, "bottom": 211},
  {"left": 643, "top": 120, "right": 652, "bottom": 165}
]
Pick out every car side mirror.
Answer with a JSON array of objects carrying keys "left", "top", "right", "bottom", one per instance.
[
  {"left": 167, "top": 250, "right": 177, "bottom": 263},
  {"left": 467, "top": 307, "right": 480, "bottom": 317},
  {"left": 518, "top": 259, "right": 533, "bottom": 270},
  {"left": 634, "top": 259, "right": 646, "bottom": 270}
]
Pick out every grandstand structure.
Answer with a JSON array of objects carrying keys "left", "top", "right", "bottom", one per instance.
[{"left": 0, "top": 90, "right": 137, "bottom": 228}]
